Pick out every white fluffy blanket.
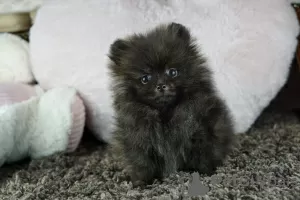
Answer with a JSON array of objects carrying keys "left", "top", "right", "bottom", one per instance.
[{"left": 30, "top": 0, "right": 300, "bottom": 142}]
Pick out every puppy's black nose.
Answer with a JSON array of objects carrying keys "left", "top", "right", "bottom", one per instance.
[{"left": 156, "top": 84, "right": 167, "bottom": 92}]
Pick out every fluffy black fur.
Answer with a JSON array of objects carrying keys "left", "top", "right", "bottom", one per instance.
[{"left": 107, "top": 22, "right": 234, "bottom": 187}]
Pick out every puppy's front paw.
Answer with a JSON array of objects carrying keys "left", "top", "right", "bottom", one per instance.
[
  {"left": 128, "top": 167, "right": 155, "bottom": 188},
  {"left": 129, "top": 172, "right": 150, "bottom": 189},
  {"left": 132, "top": 180, "right": 147, "bottom": 188}
]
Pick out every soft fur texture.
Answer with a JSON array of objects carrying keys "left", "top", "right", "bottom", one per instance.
[
  {"left": 108, "top": 23, "right": 234, "bottom": 187},
  {"left": 30, "top": 0, "right": 299, "bottom": 143},
  {"left": 0, "top": 33, "right": 34, "bottom": 83},
  {"left": 0, "top": 83, "right": 85, "bottom": 167}
]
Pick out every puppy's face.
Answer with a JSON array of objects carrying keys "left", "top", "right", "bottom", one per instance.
[
  {"left": 131, "top": 62, "right": 181, "bottom": 109},
  {"left": 108, "top": 23, "right": 205, "bottom": 109}
]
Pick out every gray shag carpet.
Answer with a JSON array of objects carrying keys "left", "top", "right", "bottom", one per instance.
[{"left": 0, "top": 107, "right": 300, "bottom": 200}]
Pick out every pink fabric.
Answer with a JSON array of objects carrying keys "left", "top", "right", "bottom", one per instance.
[
  {"left": 67, "top": 94, "right": 85, "bottom": 152},
  {"left": 0, "top": 83, "right": 37, "bottom": 105}
]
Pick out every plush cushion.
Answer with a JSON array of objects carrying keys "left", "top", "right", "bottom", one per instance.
[
  {"left": 0, "top": 0, "right": 43, "bottom": 33},
  {"left": 30, "top": 0, "right": 299, "bottom": 143},
  {"left": 0, "top": 33, "right": 35, "bottom": 83},
  {"left": 0, "top": 0, "right": 42, "bottom": 13}
]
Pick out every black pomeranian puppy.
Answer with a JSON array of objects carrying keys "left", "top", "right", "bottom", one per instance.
[{"left": 107, "top": 22, "right": 234, "bottom": 187}]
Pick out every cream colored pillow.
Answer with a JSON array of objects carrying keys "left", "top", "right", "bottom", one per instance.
[{"left": 0, "top": 0, "right": 42, "bottom": 32}]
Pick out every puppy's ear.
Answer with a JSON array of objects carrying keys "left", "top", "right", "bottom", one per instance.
[
  {"left": 168, "top": 22, "right": 191, "bottom": 42},
  {"left": 108, "top": 39, "right": 130, "bottom": 66}
]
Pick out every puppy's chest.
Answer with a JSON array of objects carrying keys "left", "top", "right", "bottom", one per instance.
[
  {"left": 153, "top": 113, "right": 196, "bottom": 154},
  {"left": 158, "top": 108, "right": 205, "bottom": 146},
  {"left": 152, "top": 118, "right": 201, "bottom": 174}
]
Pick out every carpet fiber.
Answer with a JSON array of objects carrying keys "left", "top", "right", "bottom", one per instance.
[{"left": 0, "top": 107, "right": 300, "bottom": 200}]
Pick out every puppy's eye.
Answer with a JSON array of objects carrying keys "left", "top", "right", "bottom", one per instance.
[
  {"left": 167, "top": 68, "right": 178, "bottom": 78},
  {"left": 141, "top": 75, "right": 151, "bottom": 84}
]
